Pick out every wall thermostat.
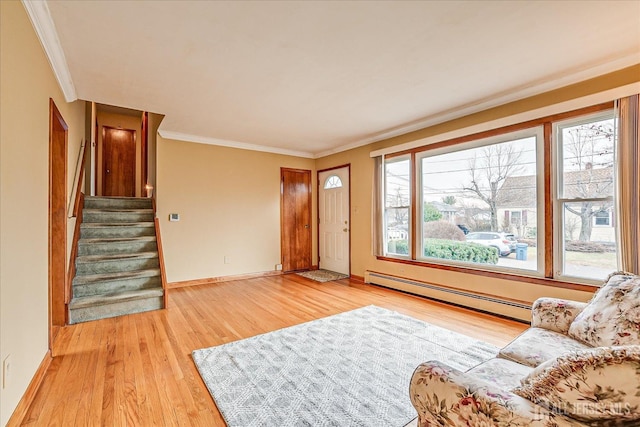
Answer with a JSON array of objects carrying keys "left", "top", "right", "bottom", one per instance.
[{"left": 169, "top": 213, "right": 180, "bottom": 222}]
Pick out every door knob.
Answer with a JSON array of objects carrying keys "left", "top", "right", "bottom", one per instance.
[
  {"left": 106, "top": 169, "right": 110, "bottom": 173},
  {"left": 343, "top": 228, "right": 349, "bottom": 232},
  {"left": 304, "top": 224, "right": 310, "bottom": 229}
]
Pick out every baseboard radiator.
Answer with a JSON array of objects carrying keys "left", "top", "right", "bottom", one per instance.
[{"left": 365, "top": 271, "right": 532, "bottom": 322}]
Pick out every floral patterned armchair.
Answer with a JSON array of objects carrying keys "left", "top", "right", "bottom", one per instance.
[{"left": 409, "top": 272, "right": 640, "bottom": 426}]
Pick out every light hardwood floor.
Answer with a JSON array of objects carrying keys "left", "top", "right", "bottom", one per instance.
[{"left": 19, "top": 275, "right": 528, "bottom": 426}]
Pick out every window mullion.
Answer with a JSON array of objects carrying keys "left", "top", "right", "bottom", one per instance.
[
  {"left": 410, "top": 152, "right": 417, "bottom": 260},
  {"left": 557, "top": 197, "right": 613, "bottom": 203},
  {"left": 544, "top": 122, "right": 554, "bottom": 278}
]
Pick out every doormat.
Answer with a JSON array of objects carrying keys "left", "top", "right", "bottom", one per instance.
[{"left": 296, "top": 269, "right": 349, "bottom": 282}]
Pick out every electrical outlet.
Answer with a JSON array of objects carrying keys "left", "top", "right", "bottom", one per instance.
[
  {"left": 275, "top": 264, "right": 283, "bottom": 271},
  {"left": 224, "top": 256, "right": 231, "bottom": 264},
  {"left": 3, "top": 354, "right": 11, "bottom": 389}
]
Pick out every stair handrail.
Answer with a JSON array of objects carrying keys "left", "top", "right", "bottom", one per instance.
[
  {"left": 68, "top": 139, "right": 89, "bottom": 218},
  {"left": 152, "top": 197, "right": 169, "bottom": 309}
]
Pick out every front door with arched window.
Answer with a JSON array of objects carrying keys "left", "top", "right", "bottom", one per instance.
[{"left": 318, "top": 166, "right": 350, "bottom": 275}]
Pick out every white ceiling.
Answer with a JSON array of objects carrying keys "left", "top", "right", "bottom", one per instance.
[{"left": 34, "top": 1, "right": 640, "bottom": 158}]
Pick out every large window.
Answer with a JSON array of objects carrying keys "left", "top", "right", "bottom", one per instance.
[
  {"left": 417, "top": 130, "right": 541, "bottom": 272},
  {"left": 555, "top": 112, "right": 617, "bottom": 281},
  {"left": 379, "top": 105, "right": 619, "bottom": 285}
]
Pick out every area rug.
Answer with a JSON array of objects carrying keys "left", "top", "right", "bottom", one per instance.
[
  {"left": 192, "top": 306, "right": 498, "bottom": 427},
  {"left": 296, "top": 269, "right": 349, "bottom": 282}
]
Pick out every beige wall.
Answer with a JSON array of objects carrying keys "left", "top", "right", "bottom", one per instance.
[
  {"left": 315, "top": 65, "right": 640, "bottom": 319},
  {"left": 157, "top": 137, "right": 316, "bottom": 283},
  {"left": 96, "top": 111, "right": 143, "bottom": 197},
  {"left": 83, "top": 102, "right": 93, "bottom": 195},
  {"left": 0, "top": 2, "right": 86, "bottom": 424}
]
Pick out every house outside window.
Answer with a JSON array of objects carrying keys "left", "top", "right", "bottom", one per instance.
[{"left": 593, "top": 209, "right": 611, "bottom": 227}]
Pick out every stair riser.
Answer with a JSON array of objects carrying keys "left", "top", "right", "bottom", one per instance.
[
  {"left": 83, "top": 211, "right": 154, "bottom": 223},
  {"left": 76, "top": 257, "right": 159, "bottom": 275},
  {"left": 73, "top": 276, "right": 162, "bottom": 298},
  {"left": 78, "top": 240, "right": 158, "bottom": 256},
  {"left": 81, "top": 226, "right": 155, "bottom": 239},
  {"left": 69, "top": 296, "right": 163, "bottom": 324},
  {"left": 84, "top": 198, "right": 153, "bottom": 210}
]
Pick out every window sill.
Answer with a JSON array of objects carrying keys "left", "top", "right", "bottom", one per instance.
[{"left": 375, "top": 255, "right": 600, "bottom": 292}]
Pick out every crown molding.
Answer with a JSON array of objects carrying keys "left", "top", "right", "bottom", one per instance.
[
  {"left": 158, "top": 130, "right": 315, "bottom": 159},
  {"left": 22, "top": 0, "right": 77, "bottom": 102}
]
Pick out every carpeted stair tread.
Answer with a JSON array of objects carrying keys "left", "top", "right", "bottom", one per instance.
[
  {"left": 80, "top": 222, "right": 156, "bottom": 238},
  {"left": 86, "top": 196, "right": 149, "bottom": 201},
  {"left": 69, "top": 288, "right": 164, "bottom": 310},
  {"left": 82, "top": 208, "right": 155, "bottom": 223},
  {"left": 75, "top": 251, "right": 159, "bottom": 275},
  {"left": 78, "top": 236, "right": 157, "bottom": 244},
  {"left": 72, "top": 268, "right": 161, "bottom": 285},
  {"left": 83, "top": 208, "right": 153, "bottom": 213},
  {"left": 81, "top": 222, "right": 155, "bottom": 228},
  {"left": 84, "top": 196, "right": 153, "bottom": 209},
  {"left": 77, "top": 236, "right": 158, "bottom": 257},
  {"left": 76, "top": 251, "right": 159, "bottom": 264}
]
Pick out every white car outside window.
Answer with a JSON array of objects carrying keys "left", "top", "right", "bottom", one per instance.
[{"left": 465, "top": 232, "right": 512, "bottom": 257}]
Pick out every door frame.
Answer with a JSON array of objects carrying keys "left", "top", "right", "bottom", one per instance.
[
  {"left": 280, "top": 167, "right": 312, "bottom": 272},
  {"left": 49, "top": 99, "right": 68, "bottom": 347},
  {"left": 101, "top": 125, "right": 137, "bottom": 196},
  {"left": 317, "top": 164, "right": 351, "bottom": 276},
  {"left": 141, "top": 111, "right": 148, "bottom": 195}
]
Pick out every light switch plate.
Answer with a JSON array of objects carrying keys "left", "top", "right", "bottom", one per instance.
[{"left": 169, "top": 213, "right": 180, "bottom": 222}]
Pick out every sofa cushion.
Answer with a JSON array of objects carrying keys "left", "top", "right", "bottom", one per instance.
[
  {"left": 512, "top": 346, "right": 640, "bottom": 423},
  {"left": 467, "top": 357, "right": 533, "bottom": 391},
  {"left": 530, "top": 297, "right": 588, "bottom": 334},
  {"left": 568, "top": 272, "right": 640, "bottom": 347},
  {"left": 498, "top": 327, "right": 590, "bottom": 368}
]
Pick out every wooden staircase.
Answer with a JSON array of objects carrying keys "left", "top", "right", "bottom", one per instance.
[{"left": 68, "top": 196, "right": 165, "bottom": 324}]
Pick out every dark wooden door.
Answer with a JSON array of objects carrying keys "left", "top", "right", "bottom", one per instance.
[
  {"left": 281, "top": 168, "right": 312, "bottom": 272},
  {"left": 49, "top": 99, "right": 67, "bottom": 340},
  {"left": 103, "top": 126, "right": 136, "bottom": 196}
]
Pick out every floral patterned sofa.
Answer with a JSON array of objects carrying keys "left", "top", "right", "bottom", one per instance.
[{"left": 409, "top": 272, "right": 640, "bottom": 426}]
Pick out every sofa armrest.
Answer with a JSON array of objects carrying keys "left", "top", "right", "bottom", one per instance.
[
  {"left": 410, "top": 360, "right": 586, "bottom": 427},
  {"left": 513, "top": 346, "right": 640, "bottom": 424},
  {"left": 531, "top": 298, "right": 588, "bottom": 334}
]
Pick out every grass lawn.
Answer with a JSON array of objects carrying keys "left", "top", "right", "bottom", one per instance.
[
  {"left": 499, "top": 247, "right": 616, "bottom": 276},
  {"left": 517, "top": 247, "right": 616, "bottom": 269},
  {"left": 565, "top": 250, "right": 617, "bottom": 269}
]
